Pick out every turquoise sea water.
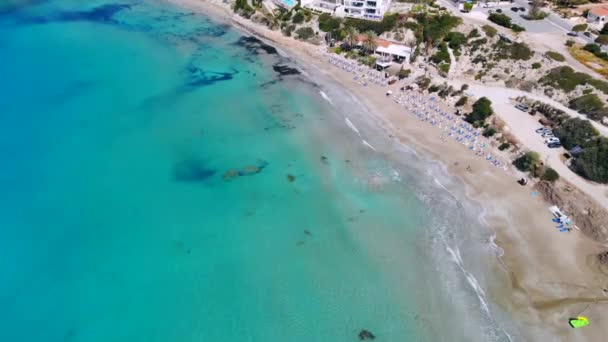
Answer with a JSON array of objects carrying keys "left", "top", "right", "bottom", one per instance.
[{"left": 0, "top": 1, "right": 519, "bottom": 341}]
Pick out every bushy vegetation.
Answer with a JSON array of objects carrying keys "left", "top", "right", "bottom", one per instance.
[
  {"left": 444, "top": 31, "right": 467, "bottom": 50},
  {"left": 488, "top": 13, "right": 512, "bottom": 28},
  {"left": 573, "top": 138, "right": 608, "bottom": 183},
  {"left": 413, "top": 13, "right": 462, "bottom": 54},
  {"left": 513, "top": 151, "right": 541, "bottom": 172},
  {"left": 532, "top": 62, "right": 541, "bottom": 69},
  {"left": 292, "top": 11, "right": 304, "bottom": 24},
  {"left": 234, "top": 0, "right": 254, "bottom": 17},
  {"left": 541, "top": 167, "right": 560, "bottom": 182},
  {"left": 540, "top": 66, "right": 608, "bottom": 95},
  {"left": 431, "top": 42, "right": 450, "bottom": 64},
  {"left": 345, "top": 13, "right": 398, "bottom": 35},
  {"left": 318, "top": 13, "right": 341, "bottom": 32},
  {"left": 482, "top": 25, "right": 497, "bottom": 38},
  {"left": 494, "top": 40, "right": 533, "bottom": 61},
  {"left": 554, "top": 118, "right": 599, "bottom": 149},
  {"left": 455, "top": 96, "right": 467, "bottom": 106},
  {"left": 583, "top": 43, "right": 608, "bottom": 61},
  {"left": 398, "top": 68, "right": 411, "bottom": 79},
  {"left": 295, "top": 27, "right": 315, "bottom": 40},
  {"left": 545, "top": 51, "right": 565, "bottom": 62},
  {"left": 595, "top": 34, "right": 608, "bottom": 46},
  {"left": 465, "top": 97, "right": 493, "bottom": 125},
  {"left": 487, "top": 13, "right": 525, "bottom": 32},
  {"left": 467, "top": 28, "right": 480, "bottom": 39},
  {"left": 572, "top": 23, "right": 588, "bottom": 32},
  {"left": 416, "top": 76, "right": 431, "bottom": 90},
  {"left": 569, "top": 94, "right": 608, "bottom": 120}
]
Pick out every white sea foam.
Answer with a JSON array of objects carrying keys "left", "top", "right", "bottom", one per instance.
[
  {"left": 319, "top": 90, "right": 333, "bottom": 105},
  {"left": 344, "top": 117, "right": 361, "bottom": 136},
  {"left": 445, "top": 245, "right": 491, "bottom": 315},
  {"left": 362, "top": 139, "right": 376, "bottom": 151}
]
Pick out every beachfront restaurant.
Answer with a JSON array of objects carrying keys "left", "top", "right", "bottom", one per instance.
[{"left": 373, "top": 39, "right": 411, "bottom": 69}]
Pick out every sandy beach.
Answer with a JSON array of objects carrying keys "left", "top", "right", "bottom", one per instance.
[{"left": 170, "top": 0, "right": 608, "bottom": 339}]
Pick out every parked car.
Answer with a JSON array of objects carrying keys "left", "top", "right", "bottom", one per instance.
[
  {"left": 542, "top": 132, "right": 555, "bottom": 138},
  {"left": 545, "top": 137, "right": 560, "bottom": 144},
  {"left": 567, "top": 31, "right": 578, "bottom": 37},
  {"left": 511, "top": 7, "right": 519, "bottom": 11},
  {"left": 535, "top": 127, "right": 551, "bottom": 134},
  {"left": 515, "top": 103, "right": 529, "bottom": 112},
  {"left": 496, "top": 8, "right": 503, "bottom": 13},
  {"left": 519, "top": 7, "right": 526, "bottom": 11},
  {"left": 584, "top": 31, "right": 593, "bottom": 37},
  {"left": 548, "top": 142, "right": 562, "bottom": 148}
]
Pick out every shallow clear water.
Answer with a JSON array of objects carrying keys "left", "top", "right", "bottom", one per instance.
[{"left": 0, "top": 1, "right": 518, "bottom": 341}]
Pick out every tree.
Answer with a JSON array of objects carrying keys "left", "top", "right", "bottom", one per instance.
[
  {"left": 572, "top": 23, "right": 588, "bottom": 32},
  {"left": 541, "top": 167, "right": 560, "bottom": 182},
  {"left": 292, "top": 11, "right": 304, "bottom": 24},
  {"left": 513, "top": 151, "right": 541, "bottom": 172},
  {"left": 318, "top": 13, "right": 341, "bottom": 32},
  {"left": 465, "top": 97, "right": 494, "bottom": 124},
  {"left": 463, "top": 2, "right": 473, "bottom": 12},
  {"left": 596, "top": 34, "right": 608, "bottom": 46},
  {"left": 362, "top": 30, "right": 378, "bottom": 53},
  {"left": 344, "top": 26, "right": 359, "bottom": 49},
  {"left": 295, "top": 27, "right": 314, "bottom": 40}
]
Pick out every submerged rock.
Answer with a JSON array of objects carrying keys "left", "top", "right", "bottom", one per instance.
[
  {"left": 287, "top": 174, "right": 296, "bottom": 182},
  {"left": 358, "top": 329, "right": 375, "bottom": 340},
  {"left": 223, "top": 160, "right": 269, "bottom": 181},
  {"left": 173, "top": 159, "right": 216, "bottom": 182}
]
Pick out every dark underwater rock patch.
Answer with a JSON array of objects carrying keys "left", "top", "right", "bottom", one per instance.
[
  {"left": 272, "top": 64, "right": 300, "bottom": 77},
  {"left": 233, "top": 36, "right": 278, "bottom": 55},
  {"left": 185, "top": 65, "right": 239, "bottom": 88},
  {"left": 18, "top": 3, "right": 131, "bottom": 25},
  {"left": 223, "top": 160, "right": 269, "bottom": 181},
  {"left": 173, "top": 159, "right": 216, "bottom": 182}
]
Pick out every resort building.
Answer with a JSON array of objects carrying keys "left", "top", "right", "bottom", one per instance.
[
  {"left": 271, "top": 0, "right": 392, "bottom": 20},
  {"left": 340, "top": 0, "right": 392, "bottom": 21},
  {"left": 355, "top": 36, "right": 411, "bottom": 67},
  {"left": 587, "top": 7, "right": 608, "bottom": 29}
]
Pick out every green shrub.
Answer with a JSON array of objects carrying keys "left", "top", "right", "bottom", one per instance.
[
  {"left": 494, "top": 40, "right": 534, "bottom": 61},
  {"left": 482, "top": 126, "right": 497, "bottom": 137},
  {"left": 482, "top": 24, "right": 497, "bottom": 38},
  {"left": 595, "top": 34, "right": 608, "bottom": 45},
  {"left": 573, "top": 138, "right": 608, "bottom": 183},
  {"left": 602, "top": 22, "right": 608, "bottom": 35},
  {"left": 431, "top": 43, "right": 451, "bottom": 64},
  {"left": 565, "top": 39, "right": 575, "bottom": 47},
  {"left": 398, "top": 68, "right": 411, "bottom": 79},
  {"left": 572, "top": 23, "right": 588, "bottom": 32},
  {"left": 318, "top": 13, "right": 341, "bottom": 32},
  {"left": 488, "top": 13, "right": 512, "bottom": 28},
  {"left": 513, "top": 151, "right": 541, "bottom": 172},
  {"left": 439, "top": 63, "right": 450, "bottom": 73},
  {"left": 554, "top": 117, "right": 599, "bottom": 149},
  {"left": 498, "top": 142, "right": 511, "bottom": 151},
  {"left": 545, "top": 51, "right": 565, "bottom": 62},
  {"left": 467, "top": 28, "right": 480, "bottom": 39},
  {"left": 282, "top": 24, "right": 296, "bottom": 37},
  {"left": 465, "top": 97, "right": 493, "bottom": 124},
  {"left": 541, "top": 167, "right": 559, "bottom": 182},
  {"left": 428, "top": 84, "right": 440, "bottom": 93},
  {"left": 511, "top": 24, "right": 526, "bottom": 32},
  {"left": 540, "top": 66, "right": 591, "bottom": 92},
  {"left": 583, "top": 43, "right": 608, "bottom": 61},
  {"left": 532, "top": 62, "right": 541, "bottom": 69},
  {"left": 344, "top": 13, "right": 398, "bottom": 35},
  {"left": 292, "top": 11, "right": 304, "bottom": 24},
  {"left": 445, "top": 31, "right": 467, "bottom": 49},
  {"left": 295, "top": 27, "right": 314, "bottom": 40},
  {"left": 455, "top": 96, "right": 467, "bottom": 106},
  {"left": 416, "top": 76, "right": 431, "bottom": 90},
  {"left": 569, "top": 94, "right": 608, "bottom": 120},
  {"left": 470, "top": 37, "right": 488, "bottom": 49},
  {"left": 588, "top": 79, "right": 608, "bottom": 94}
]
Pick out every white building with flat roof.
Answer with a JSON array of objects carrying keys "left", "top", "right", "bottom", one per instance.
[{"left": 342, "top": 0, "right": 391, "bottom": 21}]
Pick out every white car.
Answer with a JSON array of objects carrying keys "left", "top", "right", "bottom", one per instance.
[
  {"left": 545, "top": 137, "right": 560, "bottom": 144},
  {"left": 542, "top": 131, "right": 554, "bottom": 138}
]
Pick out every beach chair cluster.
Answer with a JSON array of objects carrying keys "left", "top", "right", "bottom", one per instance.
[
  {"left": 392, "top": 90, "right": 510, "bottom": 172},
  {"left": 327, "top": 55, "right": 389, "bottom": 87},
  {"left": 549, "top": 206, "right": 573, "bottom": 233}
]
